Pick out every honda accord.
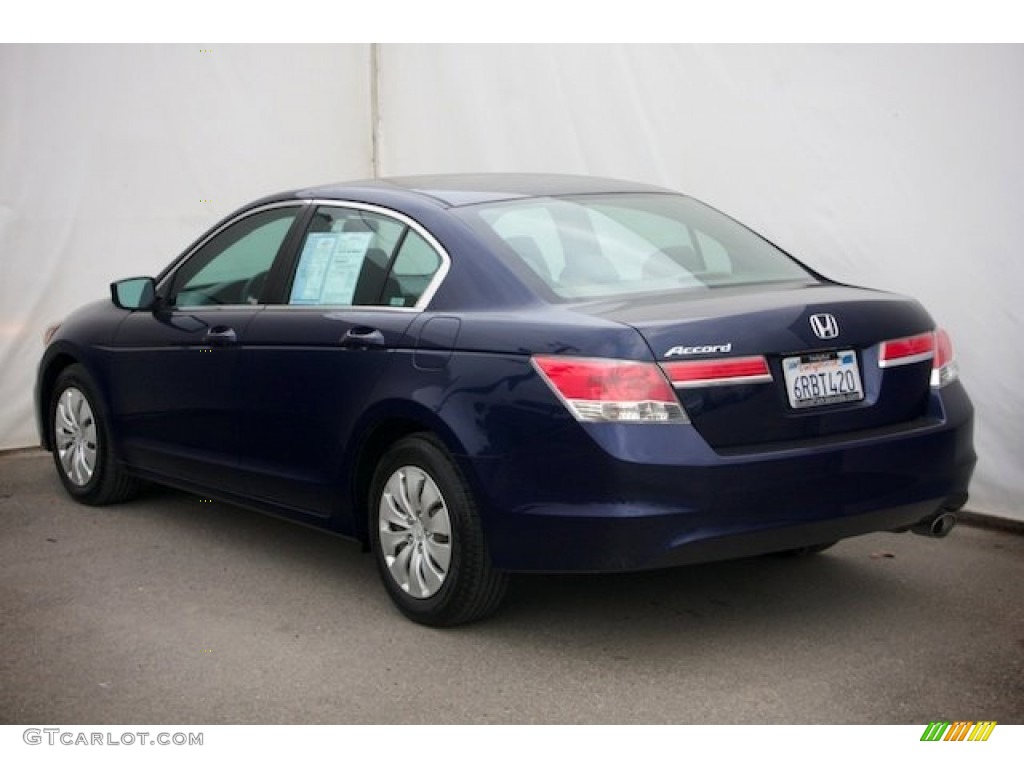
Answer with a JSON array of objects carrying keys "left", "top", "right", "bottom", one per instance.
[{"left": 35, "top": 174, "right": 976, "bottom": 625}]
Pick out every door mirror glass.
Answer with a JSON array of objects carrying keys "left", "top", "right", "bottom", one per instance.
[{"left": 111, "top": 277, "right": 157, "bottom": 310}]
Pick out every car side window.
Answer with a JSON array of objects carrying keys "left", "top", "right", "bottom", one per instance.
[
  {"left": 287, "top": 206, "right": 443, "bottom": 308},
  {"left": 382, "top": 230, "right": 443, "bottom": 307},
  {"left": 171, "top": 207, "right": 301, "bottom": 307}
]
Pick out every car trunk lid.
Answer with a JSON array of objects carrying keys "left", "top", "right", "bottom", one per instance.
[{"left": 572, "top": 282, "right": 937, "bottom": 449}]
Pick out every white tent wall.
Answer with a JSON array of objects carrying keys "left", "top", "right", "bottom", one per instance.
[
  {"left": 377, "top": 44, "right": 1024, "bottom": 521},
  {"left": 1, "top": 44, "right": 1020, "bottom": 521},
  {"left": 0, "top": 44, "right": 372, "bottom": 453}
]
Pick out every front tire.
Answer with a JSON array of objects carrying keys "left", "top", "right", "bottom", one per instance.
[
  {"left": 50, "top": 364, "right": 139, "bottom": 505},
  {"left": 369, "top": 434, "right": 508, "bottom": 626}
]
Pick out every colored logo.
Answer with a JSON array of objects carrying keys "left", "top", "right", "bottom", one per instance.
[{"left": 920, "top": 721, "right": 997, "bottom": 741}]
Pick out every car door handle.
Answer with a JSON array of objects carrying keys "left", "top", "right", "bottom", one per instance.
[
  {"left": 340, "top": 326, "right": 386, "bottom": 349},
  {"left": 204, "top": 326, "right": 238, "bottom": 345}
]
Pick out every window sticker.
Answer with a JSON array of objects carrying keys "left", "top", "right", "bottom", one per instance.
[{"left": 290, "top": 232, "right": 372, "bottom": 305}]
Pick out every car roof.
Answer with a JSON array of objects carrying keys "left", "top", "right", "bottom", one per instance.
[{"left": 282, "top": 173, "right": 674, "bottom": 208}]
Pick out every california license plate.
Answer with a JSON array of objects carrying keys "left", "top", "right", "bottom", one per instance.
[{"left": 783, "top": 350, "right": 864, "bottom": 409}]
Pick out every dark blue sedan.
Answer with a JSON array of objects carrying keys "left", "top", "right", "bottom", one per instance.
[{"left": 35, "top": 174, "right": 976, "bottom": 625}]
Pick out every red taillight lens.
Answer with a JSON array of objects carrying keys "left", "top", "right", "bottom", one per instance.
[
  {"left": 878, "top": 329, "right": 958, "bottom": 387},
  {"left": 931, "top": 328, "right": 958, "bottom": 388},
  {"left": 532, "top": 356, "right": 687, "bottom": 423},
  {"left": 933, "top": 328, "right": 954, "bottom": 370},
  {"left": 661, "top": 356, "right": 772, "bottom": 388},
  {"left": 879, "top": 332, "right": 936, "bottom": 368}
]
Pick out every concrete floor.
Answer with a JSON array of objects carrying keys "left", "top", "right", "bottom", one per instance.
[{"left": 1, "top": 449, "right": 1021, "bottom": 724}]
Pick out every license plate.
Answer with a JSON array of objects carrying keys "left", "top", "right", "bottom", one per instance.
[{"left": 783, "top": 350, "right": 864, "bottom": 409}]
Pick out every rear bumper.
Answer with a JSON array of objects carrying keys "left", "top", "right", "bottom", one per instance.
[{"left": 466, "top": 382, "right": 976, "bottom": 573}]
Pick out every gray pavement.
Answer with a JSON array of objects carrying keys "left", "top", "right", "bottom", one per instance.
[{"left": 1, "top": 449, "right": 1022, "bottom": 724}]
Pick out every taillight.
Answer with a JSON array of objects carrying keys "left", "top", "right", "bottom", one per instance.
[
  {"left": 879, "top": 332, "right": 935, "bottom": 368},
  {"left": 532, "top": 356, "right": 688, "bottom": 423},
  {"left": 930, "top": 328, "right": 959, "bottom": 388},
  {"left": 661, "top": 356, "right": 772, "bottom": 388},
  {"left": 878, "top": 329, "right": 958, "bottom": 388}
]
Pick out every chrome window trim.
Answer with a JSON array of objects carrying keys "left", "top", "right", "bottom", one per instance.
[
  {"left": 159, "top": 199, "right": 452, "bottom": 312},
  {"left": 259, "top": 304, "right": 421, "bottom": 316},
  {"left": 306, "top": 199, "right": 452, "bottom": 312}
]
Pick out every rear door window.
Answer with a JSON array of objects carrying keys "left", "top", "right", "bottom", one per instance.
[{"left": 286, "top": 205, "right": 445, "bottom": 308}]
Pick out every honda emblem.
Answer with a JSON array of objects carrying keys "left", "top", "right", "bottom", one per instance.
[{"left": 809, "top": 313, "right": 840, "bottom": 340}]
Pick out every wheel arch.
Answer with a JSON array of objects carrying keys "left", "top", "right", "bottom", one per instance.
[
  {"left": 346, "top": 402, "right": 474, "bottom": 548},
  {"left": 36, "top": 350, "right": 84, "bottom": 451}
]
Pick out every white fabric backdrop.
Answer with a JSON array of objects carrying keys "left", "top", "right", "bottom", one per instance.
[
  {"left": 2, "top": 44, "right": 1020, "bottom": 520},
  {"left": 0, "top": 43, "right": 372, "bottom": 454}
]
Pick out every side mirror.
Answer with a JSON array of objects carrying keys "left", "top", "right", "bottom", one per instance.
[{"left": 111, "top": 277, "right": 157, "bottom": 310}]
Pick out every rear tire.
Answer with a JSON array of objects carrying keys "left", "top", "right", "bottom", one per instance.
[
  {"left": 50, "top": 364, "right": 139, "bottom": 505},
  {"left": 369, "top": 433, "right": 508, "bottom": 626}
]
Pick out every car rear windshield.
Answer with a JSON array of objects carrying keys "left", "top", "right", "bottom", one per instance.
[{"left": 456, "top": 193, "right": 817, "bottom": 301}]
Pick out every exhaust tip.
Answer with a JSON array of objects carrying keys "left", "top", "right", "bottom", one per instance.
[{"left": 912, "top": 512, "right": 957, "bottom": 538}]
